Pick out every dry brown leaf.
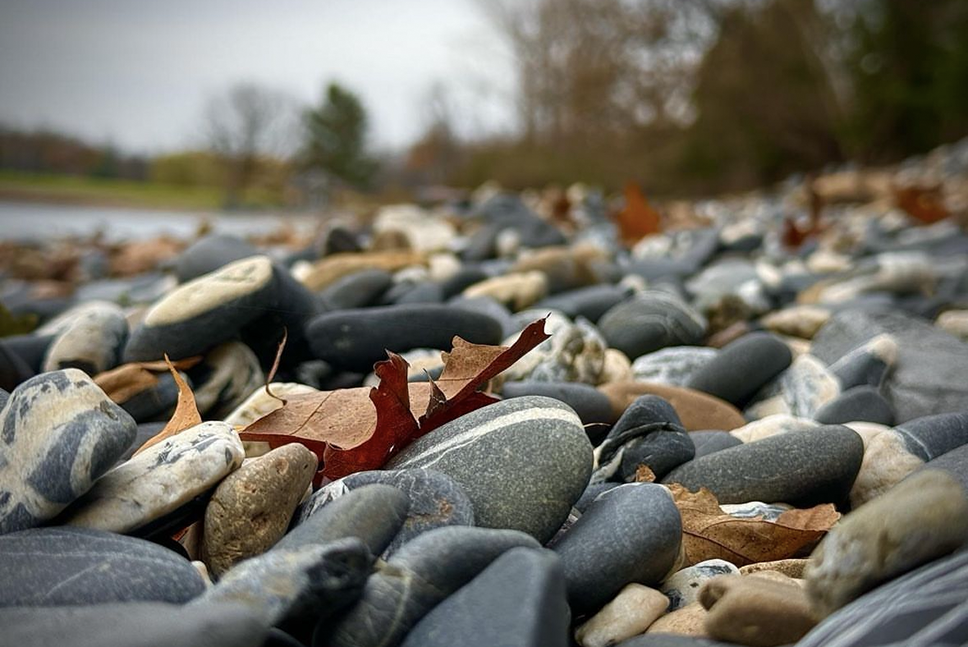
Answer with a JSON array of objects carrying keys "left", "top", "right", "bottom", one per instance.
[
  {"left": 635, "top": 465, "right": 657, "bottom": 483},
  {"left": 264, "top": 328, "right": 288, "bottom": 403},
  {"left": 133, "top": 354, "right": 203, "bottom": 456},
  {"left": 94, "top": 357, "right": 201, "bottom": 404},
  {"left": 669, "top": 484, "right": 840, "bottom": 567},
  {"left": 616, "top": 182, "right": 661, "bottom": 246}
]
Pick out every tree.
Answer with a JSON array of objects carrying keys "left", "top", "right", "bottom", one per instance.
[
  {"left": 301, "top": 83, "right": 377, "bottom": 190},
  {"left": 204, "top": 82, "right": 298, "bottom": 208}
]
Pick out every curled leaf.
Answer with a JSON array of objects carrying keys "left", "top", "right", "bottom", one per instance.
[{"left": 133, "top": 354, "right": 203, "bottom": 456}]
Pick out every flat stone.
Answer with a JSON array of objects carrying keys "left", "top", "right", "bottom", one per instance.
[
  {"left": 195, "top": 538, "right": 371, "bottom": 627},
  {"left": 827, "top": 333, "right": 897, "bottom": 390},
  {"left": 323, "top": 526, "right": 540, "bottom": 647},
  {"left": 599, "top": 291, "right": 707, "bottom": 360},
  {"left": 813, "top": 386, "right": 895, "bottom": 426},
  {"left": 400, "top": 547, "right": 569, "bottom": 647},
  {"left": 501, "top": 381, "right": 614, "bottom": 428},
  {"left": 686, "top": 333, "right": 792, "bottom": 408},
  {"left": 576, "top": 584, "right": 670, "bottom": 647},
  {"left": 894, "top": 411, "right": 968, "bottom": 461},
  {"left": 805, "top": 469, "right": 968, "bottom": 617},
  {"left": 284, "top": 483, "right": 410, "bottom": 556},
  {"left": 124, "top": 256, "right": 279, "bottom": 362},
  {"left": 387, "top": 396, "right": 592, "bottom": 543},
  {"left": 599, "top": 381, "right": 746, "bottom": 431},
  {"left": 0, "top": 602, "right": 267, "bottom": 647},
  {"left": 631, "top": 347, "right": 719, "bottom": 388},
  {"left": 0, "top": 526, "right": 205, "bottom": 605},
  {"left": 690, "top": 431, "right": 743, "bottom": 458},
  {"left": 202, "top": 444, "right": 318, "bottom": 577},
  {"left": 700, "top": 574, "right": 818, "bottom": 647},
  {"left": 643, "top": 601, "right": 709, "bottom": 638},
  {"left": 553, "top": 483, "right": 682, "bottom": 613},
  {"left": 174, "top": 235, "right": 259, "bottom": 283},
  {"left": 306, "top": 304, "right": 504, "bottom": 372},
  {"left": 462, "top": 271, "right": 549, "bottom": 311},
  {"left": 58, "top": 421, "right": 244, "bottom": 533},
  {"left": 42, "top": 302, "right": 128, "bottom": 375},
  {"left": 661, "top": 560, "right": 740, "bottom": 611},
  {"left": 318, "top": 269, "right": 393, "bottom": 310},
  {"left": 662, "top": 425, "right": 864, "bottom": 507},
  {"left": 537, "top": 284, "right": 630, "bottom": 323},
  {"left": 0, "top": 369, "right": 136, "bottom": 534},
  {"left": 302, "top": 468, "right": 473, "bottom": 557}
]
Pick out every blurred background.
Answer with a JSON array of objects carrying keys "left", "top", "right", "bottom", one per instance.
[{"left": 1, "top": 0, "right": 967, "bottom": 213}]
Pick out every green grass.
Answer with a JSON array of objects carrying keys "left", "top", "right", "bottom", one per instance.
[{"left": 0, "top": 170, "right": 227, "bottom": 211}]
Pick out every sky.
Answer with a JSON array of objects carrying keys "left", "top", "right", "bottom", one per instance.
[{"left": 0, "top": 0, "right": 516, "bottom": 155}]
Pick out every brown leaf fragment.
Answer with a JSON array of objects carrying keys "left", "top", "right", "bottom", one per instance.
[
  {"left": 133, "top": 354, "right": 203, "bottom": 456},
  {"left": 94, "top": 356, "right": 202, "bottom": 405},
  {"left": 669, "top": 484, "right": 840, "bottom": 567},
  {"left": 635, "top": 465, "right": 656, "bottom": 483},
  {"left": 616, "top": 182, "right": 661, "bottom": 246}
]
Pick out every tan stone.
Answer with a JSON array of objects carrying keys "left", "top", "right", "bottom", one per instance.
[
  {"left": 462, "top": 271, "right": 548, "bottom": 311},
  {"left": 300, "top": 251, "right": 427, "bottom": 291},
  {"left": 739, "top": 559, "right": 810, "bottom": 579},
  {"left": 730, "top": 415, "right": 818, "bottom": 443},
  {"left": 599, "top": 381, "right": 746, "bottom": 430},
  {"left": 761, "top": 305, "right": 831, "bottom": 340},
  {"left": 575, "top": 584, "right": 669, "bottom": 647},
  {"left": 201, "top": 444, "right": 318, "bottom": 578},
  {"left": 510, "top": 244, "right": 609, "bottom": 292},
  {"left": 700, "top": 574, "right": 818, "bottom": 647},
  {"left": 597, "top": 348, "right": 633, "bottom": 385},
  {"left": 645, "top": 602, "right": 708, "bottom": 637},
  {"left": 936, "top": 309, "right": 968, "bottom": 341},
  {"left": 848, "top": 427, "right": 924, "bottom": 508}
]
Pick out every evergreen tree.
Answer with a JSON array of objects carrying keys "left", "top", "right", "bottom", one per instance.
[{"left": 302, "top": 83, "right": 377, "bottom": 189}]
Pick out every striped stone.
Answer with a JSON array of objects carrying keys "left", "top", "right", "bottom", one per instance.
[{"left": 387, "top": 395, "right": 593, "bottom": 543}]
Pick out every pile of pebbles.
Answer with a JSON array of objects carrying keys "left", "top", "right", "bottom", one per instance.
[{"left": 2, "top": 140, "right": 968, "bottom": 647}]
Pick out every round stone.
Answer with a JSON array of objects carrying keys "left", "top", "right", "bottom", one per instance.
[
  {"left": 598, "top": 291, "right": 707, "bottom": 360},
  {"left": 686, "top": 332, "right": 792, "bottom": 408}
]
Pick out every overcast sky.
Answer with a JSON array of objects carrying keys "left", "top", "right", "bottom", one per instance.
[{"left": 0, "top": 0, "right": 516, "bottom": 154}]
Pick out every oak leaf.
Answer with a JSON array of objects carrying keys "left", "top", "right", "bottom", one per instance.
[{"left": 669, "top": 484, "right": 840, "bottom": 567}]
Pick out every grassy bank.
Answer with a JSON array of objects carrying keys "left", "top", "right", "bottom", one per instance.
[{"left": 0, "top": 170, "right": 227, "bottom": 211}]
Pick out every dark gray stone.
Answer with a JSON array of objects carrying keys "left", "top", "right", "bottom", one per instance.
[
  {"left": 598, "top": 291, "right": 707, "bottom": 359},
  {"left": 320, "top": 526, "right": 541, "bottom": 647},
  {"left": 119, "top": 370, "right": 186, "bottom": 422},
  {"left": 386, "top": 396, "right": 593, "bottom": 543},
  {"left": 319, "top": 269, "right": 393, "bottom": 310},
  {"left": 594, "top": 395, "right": 693, "bottom": 482},
  {"left": 537, "top": 285, "right": 629, "bottom": 323},
  {"left": 798, "top": 549, "right": 968, "bottom": 647},
  {"left": 552, "top": 483, "right": 682, "bottom": 613},
  {"left": 1, "top": 333, "right": 56, "bottom": 374},
  {"left": 814, "top": 386, "right": 895, "bottom": 426},
  {"left": 501, "top": 381, "right": 614, "bottom": 427},
  {"left": 690, "top": 431, "right": 743, "bottom": 458},
  {"left": 440, "top": 267, "right": 490, "bottom": 299},
  {"left": 574, "top": 482, "right": 620, "bottom": 514},
  {"left": 307, "top": 304, "right": 504, "bottom": 372},
  {"left": 686, "top": 332, "right": 792, "bottom": 408},
  {"left": 448, "top": 295, "right": 519, "bottom": 337},
  {"left": 0, "top": 339, "right": 33, "bottom": 392},
  {"left": 391, "top": 281, "right": 445, "bottom": 305},
  {"left": 174, "top": 235, "right": 259, "bottom": 283},
  {"left": 399, "top": 547, "right": 569, "bottom": 647},
  {"left": 301, "top": 469, "right": 473, "bottom": 556},
  {"left": 895, "top": 412, "right": 968, "bottom": 461},
  {"left": 0, "top": 602, "right": 267, "bottom": 647},
  {"left": 0, "top": 369, "right": 137, "bottom": 534},
  {"left": 662, "top": 425, "right": 864, "bottom": 507},
  {"left": 827, "top": 334, "right": 896, "bottom": 390},
  {"left": 914, "top": 443, "right": 968, "bottom": 493},
  {"left": 811, "top": 308, "right": 968, "bottom": 422},
  {"left": 283, "top": 483, "right": 410, "bottom": 556},
  {"left": 0, "top": 527, "right": 205, "bottom": 605}
]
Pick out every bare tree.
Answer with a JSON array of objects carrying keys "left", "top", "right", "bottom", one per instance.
[{"left": 203, "top": 82, "right": 299, "bottom": 208}]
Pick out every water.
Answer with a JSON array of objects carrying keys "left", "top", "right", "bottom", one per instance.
[{"left": 0, "top": 200, "right": 323, "bottom": 243}]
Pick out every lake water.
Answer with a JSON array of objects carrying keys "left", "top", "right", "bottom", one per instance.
[{"left": 0, "top": 200, "right": 323, "bottom": 242}]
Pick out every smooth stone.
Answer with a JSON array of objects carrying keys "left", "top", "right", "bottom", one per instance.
[
  {"left": 729, "top": 414, "right": 818, "bottom": 443},
  {"left": 202, "top": 444, "right": 318, "bottom": 578},
  {"left": 813, "top": 386, "right": 894, "bottom": 425},
  {"left": 399, "top": 547, "right": 569, "bottom": 647},
  {"left": 700, "top": 574, "right": 818, "bottom": 647},
  {"left": 811, "top": 308, "right": 968, "bottom": 422},
  {"left": 894, "top": 411, "right": 968, "bottom": 461},
  {"left": 59, "top": 421, "right": 244, "bottom": 533},
  {"left": 387, "top": 396, "right": 593, "bottom": 543},
  {"left": 538, "top": 284, "right": 629, "bottom": 323},
  {"left": 805, "top": 469, "right": 968, "bottom": 617},
  {"left": 318, "top": 269, "right": 393, "bottom": 310},
  {"left": 284, "top": 484, "right": 410, "bottom": 557},
  {"left": 387, "top": 280, "right": 444, "bottom": 305},
  {"left": 599, "top": 381, "right": 746, "bottom": 431},
  {"left": 224, "top": 381, "right": 318, "bottom": 428},
  {"left": 501, "top": 381, "right": 614, "bottom": 428},
  {"left": 594, "top": 395, "right": 694, "bottom": 483},
  {"left": 438, "top": 266, "right": 489, "bottom": 299},
  {"left": 118, "top": 370, "right": 185, "bottom": 422},
  {"left": 124, "top": 256, "right": 277, "bottom": 362},
  {"left": 300, "top": 251, "right": 427, "bottom": 292},
  {"left": 447, "top": 295, "right": 519, "bottom": 338},
  {"left": 797, "top": 548, "right": 968, "bottom": 647},
  {"left": 0, "top": 338, "right": 35, "bottom": 391},
  {"left": 643, "top": 602, "right": 709, "bottom": 638},
  {"left": 662, "top": 425, "right": 864, "bottom": 507},
  {"left": 42, "top": 302, "right": 128, "bottom": 374},
  {"left": 690, "top": 431, "right": 743, "bottom": 458},
  {"left": 937, "top": 309, "right": 968, "bottom": 341},
  {"left": 320, "top": 526, "right": 541, "bottom": 647},
  {"left": 599, "top": 291, "right": 707, "bottom": 360},
  {"left": 827, "top": 333, "right": 897, "bottom": 390},
  {"left": 0, "top": 369, "right": 137, "bottom": 534},
  {"left": 574, "top": 482, "right": 621, "bottom": 513},
  {"left": 601, "top": 347, "right": 635, "bottom": 384},
  {"left": 510, "top": 244, "right": 610, "bottom": 294},
  {"left": 915, "top": 442, "right": 968, "bottom": 493},
  {"left": 553, "top": 483, "right": 683, "bottom": 613},
  {"left": 661, "top": 560, "right": 740, "bottom": 611},
  {"left": 739, "top": 559, "right": 809, "bottom": 579},
  {"left": 631, "top": 347, "right": 719, "bottom": 388},
  {"left": 618, "top": 636, "right": 731, "bottom": 647},
  {"left": 751, "top": 354, "right": 840, "bottom": 419},
  {"left": 462, "top": 271, "right": 549, "bottom": 311},
  {"left": 0, "top": 526, "right": 205, "bottom": 605},
  {"left": 1, "top": 333, "right": 56, "bottom": 374},
  {"left": 190, "top": 341, "right": 264, "bottom": 418},
  {"left": 760, "top": 305, "right": 831, "bottom": 339},
  {"left": 0, "top": 602, "right": 267, "bottom": 647},
  {"left": 686, "top": 333, "right": 792, "bottom": 408},
  {"left": 174, "top": 235, "right": 259, "bottom": 283},
  {"left": 195, "top": 538, "right": 371, "bottom": 627},
  {"left": 576, "top": 584, "right": 670, "bottom": 647},
  {"left": 306, "top": 304, "right": 503, "bottom": 372},
  {"left": 302, "top": 468, "right": 473, "bottom": 557}
]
